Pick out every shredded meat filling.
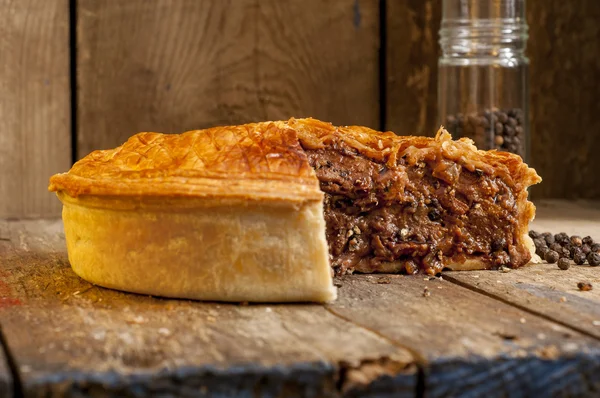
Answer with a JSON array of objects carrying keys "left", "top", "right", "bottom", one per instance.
[{"left": 303, "top": 141, "right": 530, "bottom": 275}]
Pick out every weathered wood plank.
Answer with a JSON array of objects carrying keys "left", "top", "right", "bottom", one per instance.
[
  {"left": 0, "top": 0, "right": 71, "bottom": 218},
  {"left": 329, "top": 274, "right": 600, "bottom": 397},
  {"left": 385, "top": 0, "right": 441, "bottom": 135},
  {"left": 527, "top": 0, "right": 600, "bottom": 199},
  {"left": 0, "top": 220, "right": 416, "bottom": 397},
  {"left": 447, "top": 263, "right": 600, "bottom": 340},
  {"left": 446, "top": 200, "right": 600, "bottom": 341},
  {"left": 77, "top": 0, "right": 379, "bottom": 158}
]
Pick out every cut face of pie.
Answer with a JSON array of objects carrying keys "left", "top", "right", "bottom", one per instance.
[{"left": 49, "top": 118, "right": 541, "bottom": 302}]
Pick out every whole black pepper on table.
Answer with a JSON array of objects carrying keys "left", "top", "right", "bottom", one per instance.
[{"left": 530, "top": 230, "right": 600, "bottom": 268}]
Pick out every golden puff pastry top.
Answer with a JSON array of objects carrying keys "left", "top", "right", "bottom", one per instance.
[
  {"left": 49, "top": 117, "right": 541, "bottom": 201},
  {"left": 49, "top": 120, "right": 321, "bottom": 203}
]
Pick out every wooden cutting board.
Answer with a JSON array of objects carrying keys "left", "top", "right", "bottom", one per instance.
[{"left": 1, "top": 200, "right": 600, "bottom": 397}]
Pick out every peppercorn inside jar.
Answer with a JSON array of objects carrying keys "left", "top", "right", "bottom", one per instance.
[
  {"left": 444, "top": 107, "right": 525, "bottom": 156},
  {"left": 438, "top": 0, "right": 530, "bottom": 161}
]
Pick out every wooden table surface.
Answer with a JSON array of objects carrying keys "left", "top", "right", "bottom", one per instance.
[{"left": 1, "top": 200, "right": 600, "bottom": 397}]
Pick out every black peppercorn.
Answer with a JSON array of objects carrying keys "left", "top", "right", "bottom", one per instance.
[
  {"left": 554, "top": 233, "right": 570, "bottom": 245},
  {"left": 582, "top": 244, "right": 591, "bottom": 255},
  {"left": 538, "top": 247, "right": 550, "bottom": 260},
  {"left": 491, "top": 237, "right": 507, "bottom": 252},
  {"left": 570, "top": 246, "right": 582, "bottom": 258},
  {"left": 428, "top": 208, "right": 441, "bottom": 221},
  {"left": 542, "top": 232, "right": 554, "bottom": 245},
  {"left": 559, "top": 247, "right": 571, "bottom": 258},
  {"left": 533, "top": 238, "right": 547, "bottom": 249},
  {"left": 591, "top": 243, "right": 600, "bottom": 253},
  {"left": 549, "top": 243, "right": 562, "bottom": 253},
  {"left": 445, "top": 108, "right": 525, "bottom": 155},
  {"left": 528, "top": 230, "right": 541, "bottom": 240},
  {"left": 545, "top": 250, "right": 560, "bottom": 264},
  {"left": 588, "top": 252, "right": 600, "bottom": 267},
  {"left": 557, "top": 257, "right": 570, "bottom": 270},
  {"left": 583, "top": 236, "right": 595, "bottom": 246},
  {"left": 574, "top": 252, "right": 587, "bottom": 265},
  {"left": 570, "top": 236, "right": 583, "bottom": 247},
  {"left": 578, "top": 282, "right": 593, "bottom": 291}
]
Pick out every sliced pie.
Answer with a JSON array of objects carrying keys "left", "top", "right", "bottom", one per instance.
[{"left": 49, "top": 118, "right": 541, "bottom": 302}]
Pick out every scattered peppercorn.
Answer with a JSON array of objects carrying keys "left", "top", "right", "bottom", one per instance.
[
  {"left": 545, "top": 250, "right": 560, "bottom": 264},
  {"left": 530, "top": 230, "right": 600, "bottom": 267},
  {"left": 558, "top": 247, "right": 571, "bottom": 259},
  {"left": 570, "top": 246, "right": 582, "bottom": 258},
  {"left": 557, "top": 257, "right": 570, "bottom": 270},
  {"left": 578, "top": 282, "right": 593, "bottom": 291},
  {"left": 533, "top": 238, "right": 546, "bottom": 251},
  {"left": 570, "top": 236, "right": 583, "bottom": 247},
  {"left": 554, "top": 233, "right": 570, "bottom": 245},
  {"left": 574, "top": 252, "right": 587, "bottom": 265},
  {"left": 529, "top": 230, "right": 541, "bottom": 240},
  {"left": 588, "top": 252, "right": 600, "bottom": 267},
  {"left": 542, "top": 232, "right": 554, "bottom": 245}
]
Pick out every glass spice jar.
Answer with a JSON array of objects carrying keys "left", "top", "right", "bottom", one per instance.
[{"left": 438, "top": 0, "right": 529, "bottom": 161}]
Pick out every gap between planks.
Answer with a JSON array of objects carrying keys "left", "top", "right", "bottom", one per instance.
[{"left": 323, "top": 305, "right": 427, "bottom": 398}]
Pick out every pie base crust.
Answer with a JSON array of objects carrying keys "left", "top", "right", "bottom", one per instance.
[{"left": 58, "top": 192, "right": 336, "bottom": 302}]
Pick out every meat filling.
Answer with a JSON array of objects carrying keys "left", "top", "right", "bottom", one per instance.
[{"left": 303, "top": 141, "right": 530, "bottom": 275}]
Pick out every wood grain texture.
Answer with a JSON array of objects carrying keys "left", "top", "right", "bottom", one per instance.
[
  {"left": 385, "top": 0, "right": 441, "bottom": 136},
  {"left": 527, "top": 0, "right": 600, "bottom": 199},
  {"left": 0, "top": 0, "right": 71, "bottom": 218},
  {"left": 76, "top": 0, "right": 379, "bottom": 158},
  {"left": 329, "top": 274, "right": 600, "bottom": 397},
  {"left": 447, "top": 199, "right": 600, "bottom": 340},
  {"left": 0, "top": 220, "right": 416, "bottom": 397}
]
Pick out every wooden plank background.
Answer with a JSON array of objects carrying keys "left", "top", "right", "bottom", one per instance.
[
  {"left": 0, "top": 0, "right": 599, "bottom": 218},
  {"left": 526, "top": 0, "right": 600, "bottom": 199},
  {"left": 76, "top": 0, "right": 380, "bottom": 157},
  {"left": 0, "top": 0, "right": 71, "bottom": 218}
]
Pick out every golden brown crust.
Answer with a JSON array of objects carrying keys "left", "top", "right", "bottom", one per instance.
[
  {"left": 50, "top": 117, "right": 540, "bottom": 202},
  {"left": 49, "top": 121, "right": 321, "bottom": 202},
  {"left": 288, "top": 117, "right": 541, "bottom": 190}
]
